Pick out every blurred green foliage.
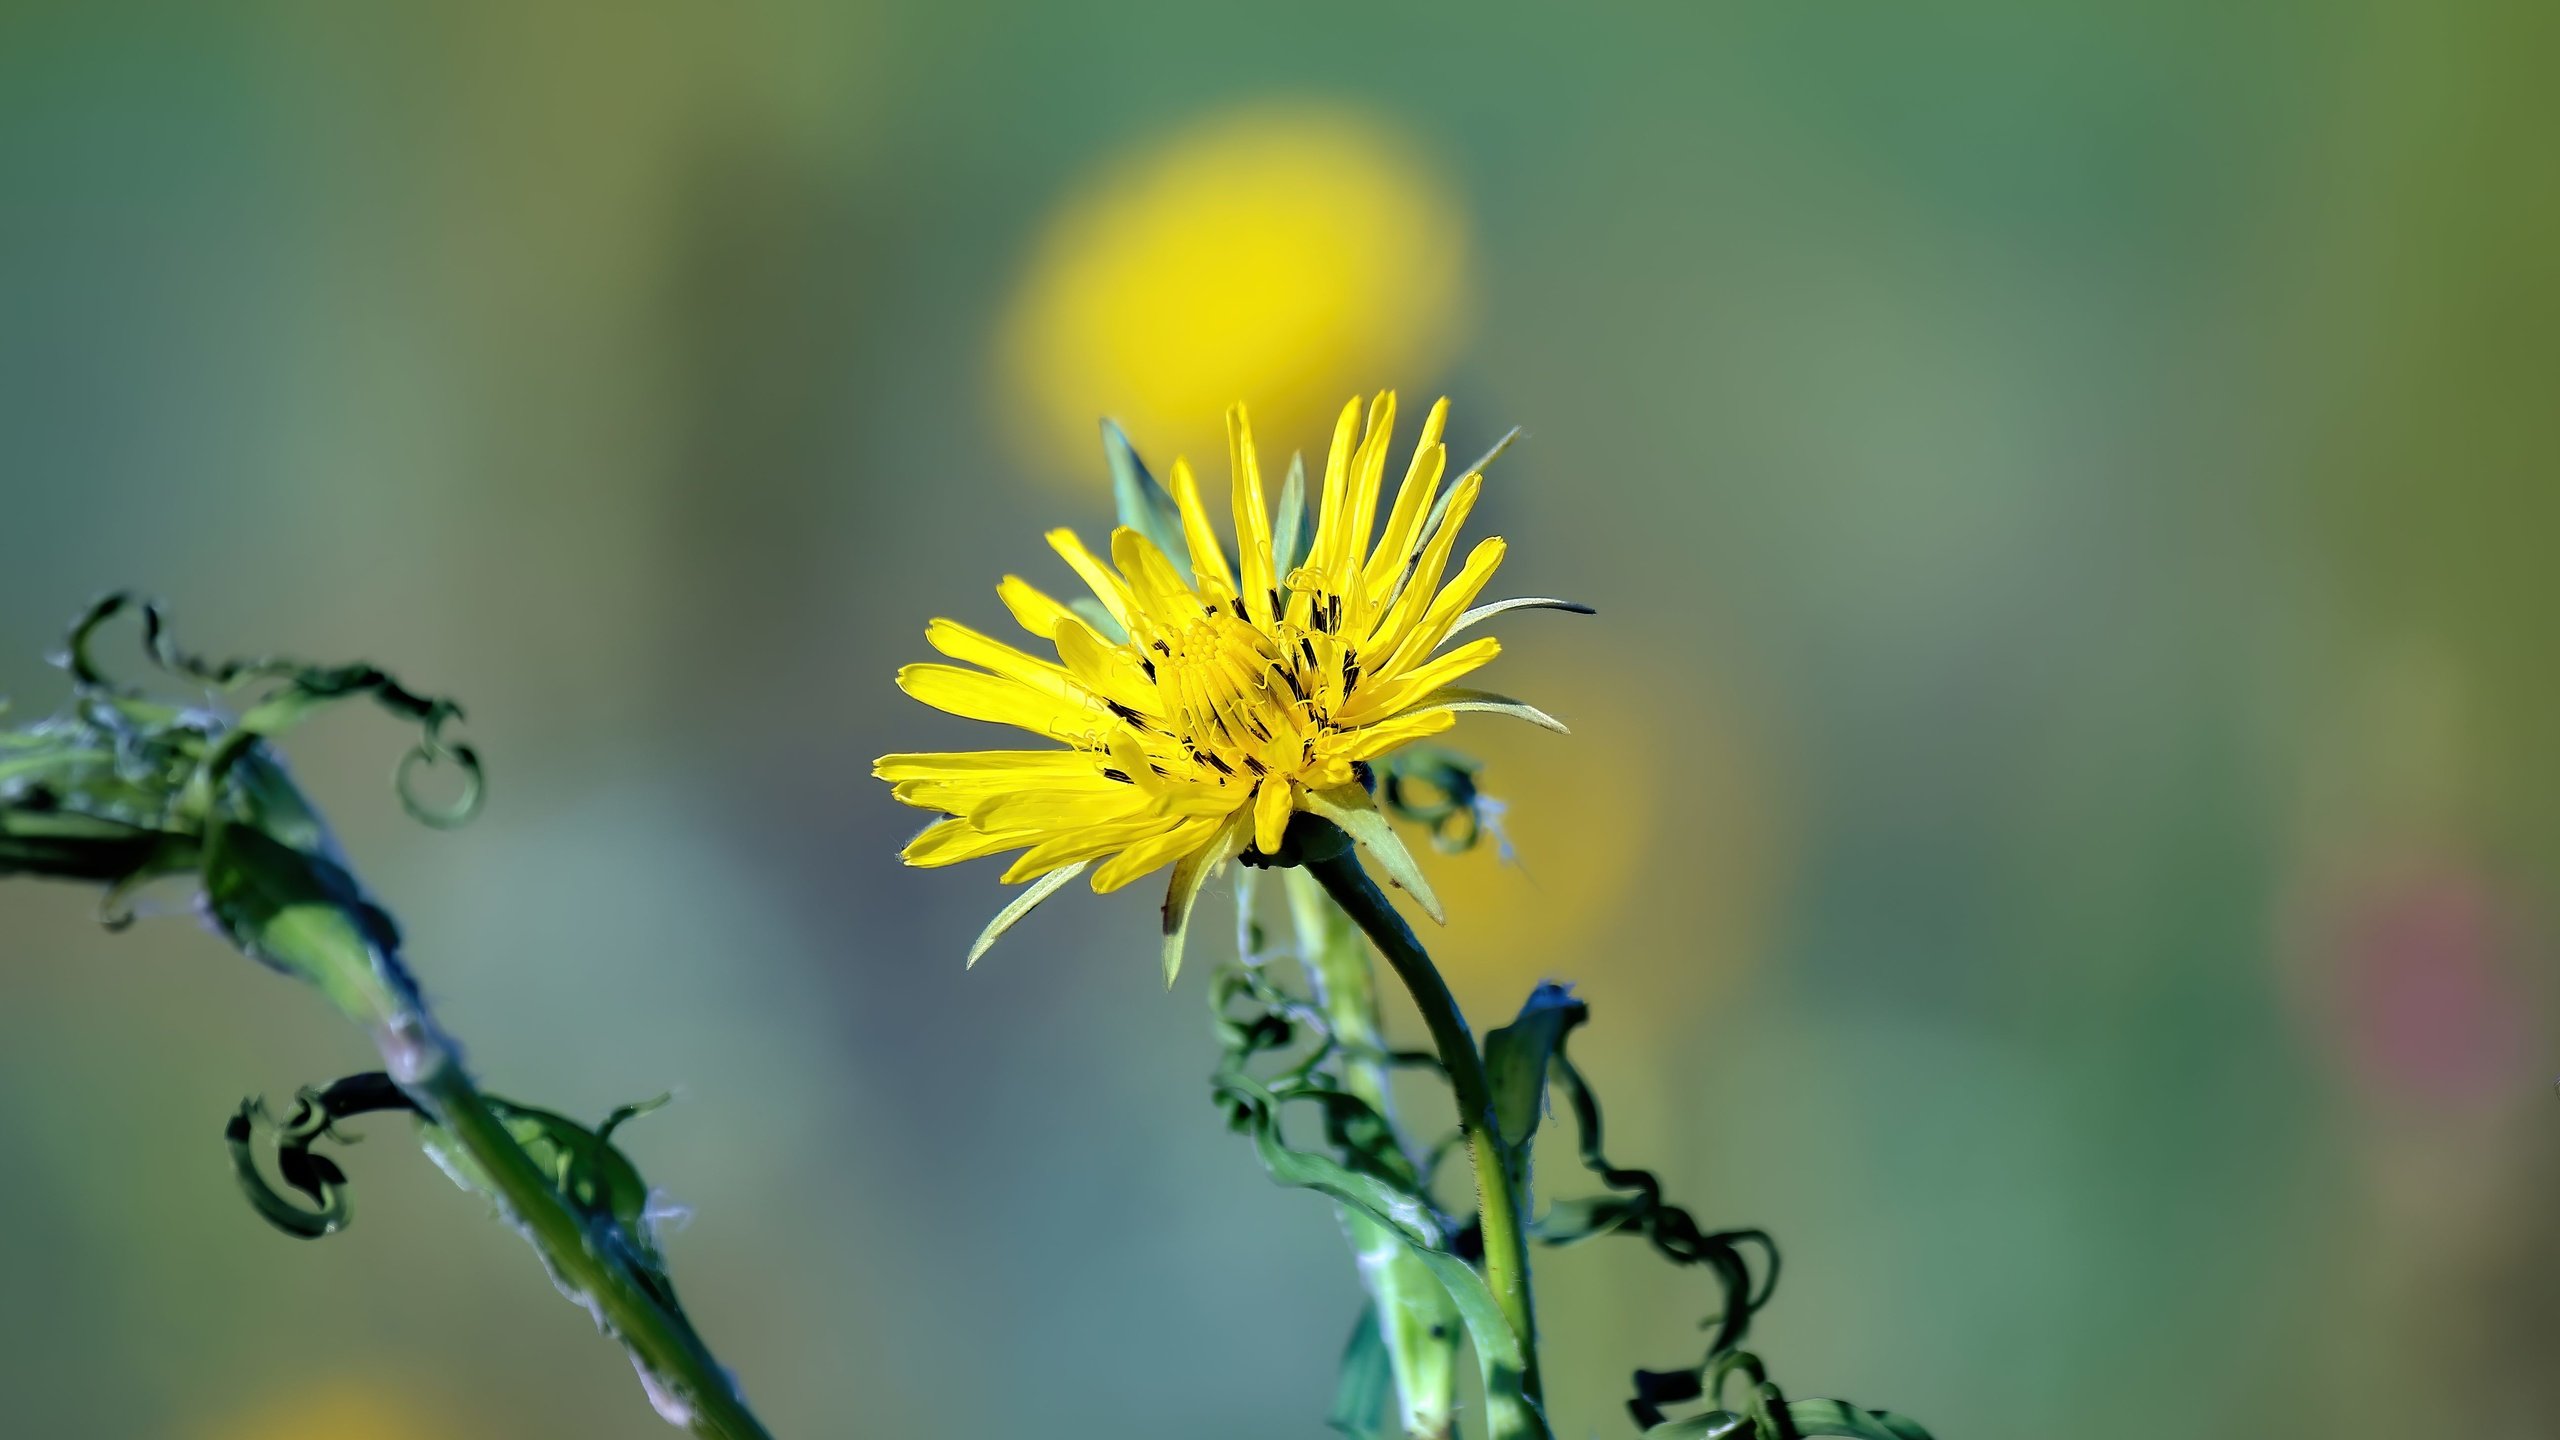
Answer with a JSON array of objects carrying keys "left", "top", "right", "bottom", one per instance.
[{"left": 3, "top": 2, "right": 2557, "bottom": 1437}]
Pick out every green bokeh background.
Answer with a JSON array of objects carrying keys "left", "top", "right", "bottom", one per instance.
[{"left": 5, "top": 4, "right": 2557, "bottom": 1437}]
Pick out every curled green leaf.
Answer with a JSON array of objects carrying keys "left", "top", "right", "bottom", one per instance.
[
  {"left": 225, "top": 1076, "right": 404, "bottom": 1239},
  {"left": 1781, "top": 1399, "right": 1939, "bottom": 1440},
  {"left": 228, "top": 1071, "right": 689, "bottom": 1315},
  {"left": 1483, "top": 982, "right": 1588, "bottom": 1152},
  {"left": 1375, "top": 745, "right": 1508, "bottom": 857},
  {"left": 1210, "top": 957, "right": 1548, "bottom": 1440}
]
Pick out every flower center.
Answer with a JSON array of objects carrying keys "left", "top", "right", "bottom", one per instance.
[{"left": 1157, "top": 614, "right": 1317, "bottom": 781}]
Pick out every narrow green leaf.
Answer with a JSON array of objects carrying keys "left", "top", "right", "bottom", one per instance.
[
  {"left": 1161, "top": 812, "right": 1244, "bottom": 986},
  {"left": 1326, "top": 1304, "right": 1394, "bottom": 1440},
  {"left": 1219, "top": 1071, "right": 1530, "bottom": 1407},
  {"left": 1402, "top": 687, "right": 1570, "bottom": 734},
  {"left": 1416, "top": 425, "right": 1521, "bottom": 552},
  {"left": 1067, "top": 596, "right": 1129, "bottom": 645},
  {"left": 1273, "top": 451, "right": 1313, "bottom": 576},
  {"left": 1102, "top": 419, "right": 1191, "bottom": 573},
  {"left": 967, "top": 860, "right": 1086, "bottom": 967},
  {"left": 1449, "top": 426, "right": 1521, "bottom": 485},
  {"left": 1304, "top": 784, "right": 1443, "bottom": 924},
  {"left": 1449, "top": 597, "right": 1595, "bottom": 639}
]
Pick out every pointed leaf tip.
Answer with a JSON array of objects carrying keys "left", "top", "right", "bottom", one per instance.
[
  {"left": 1449, "top": 597, "right": 1596, "bottom": 639},
  {"left": 1273, "top": 451, "right": 1312, "bottom": 576},
  {"left": 968, "top": 861, "right": 1087, "bottom": 967},
  {"left": 1101, "top": 418, "right": 1191, "bottom": 575},
  {"left": 1408, "top": 687, "right": 1570, "bottom": 734},
  {"left": 1306, "top": 784, "right": 1445, "bottom": 925}
]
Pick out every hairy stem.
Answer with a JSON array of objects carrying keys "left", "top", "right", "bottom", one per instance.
[
  {"left": 404, "top": 1052, "right": 775, "bottom": 1440},
  {"left": 1305, "top": 851, "right": 1545, "bottom": 1433},
  {"left": 1285, "top": 870, "right": 1460, "bottom": 1440}
]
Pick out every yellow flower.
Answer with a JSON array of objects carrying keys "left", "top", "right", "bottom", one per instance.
[
  {"left": 995, "top": 103, "right": 1469, "bottom": 484},
  {"left": 879, "top": 393, "right": 1568, "bottom": 979},
  {"left": 201, "top": 1377, "right": 445, "bottom": 1440}
]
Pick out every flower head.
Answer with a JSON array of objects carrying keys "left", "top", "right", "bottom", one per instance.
[{"left": 878, "top": 393, "right": 1578, "bottom": 978}]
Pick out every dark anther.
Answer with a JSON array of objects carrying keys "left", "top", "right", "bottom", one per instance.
[
  {"left": 1101, "top": 768, "right": 1133, "bottom": 784},
  {"left": 1105, "top": 700, "right": 1145, "bottom": 724}
]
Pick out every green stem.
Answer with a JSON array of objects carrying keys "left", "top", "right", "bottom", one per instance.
[
  {"left": 1305, "top": 851, "right": 1545, "bottom": 1424},
  {"left": 1286, "top": 870, "right": 1460, "bottom": 1440},
  {"left": 405, "top": 1053, "right": 776, "bottom": 1440}
]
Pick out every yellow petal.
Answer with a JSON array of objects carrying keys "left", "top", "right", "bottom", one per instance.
[
  {"left": 997, "top": 576, "right": 1102, "bottom": 647},
  {"left": 927, "top": 620, "right": 1082, "bottom": 699},
  {"left": 1320, "top": 706, "right": 1458, "bottom": 762},
  {"left": 903, "top": 817, "right": 1042, "bottom": 868},
  {"left": 1052, "top": 617, "right": 1160, "bottom": 715},
  {"left": 1337, "top": 636, "right": 1502, "bottom": 728},
  {"left": 1000, "top": 814, "right": 1184, "bottom": 883},
  {"left": 1047, "top": 528, "right": 1137, "bottom": 629},
  {"left": 1362, "top": 473, "right": 1483, "bottom": 658},
  {"left": 1091, "top": 813, "right": 1221, "bottom": 893},
  {"left": 1294, "top": 396, "right": 1364, "bottom": 629},
  {"left": 875, "top": 750, "right": 1101, "bottom": 782},
  {"left": 897, "top": 664, "right": 1101, "bottom": 740},
  {"left": 1166, "top": 456, "right": 1237, "bottom": 596},
  {"left": 1376, "top": 537, "right": 1508, "bottom": 678},
  {"left": 1336, "top": 390, "right": 1397, "bottom": 610},
  {"left": 970, "top": 783, "right": 1152, "bottom": 834},
  {"left": 896, "top": 772, "right": 1097, "bottom": 813},
  {"left": 1227, "top": 404, "right": 1278, "bottom": 628},
  {"left": 1109, "top": 525, "right": 1203, "bottom": 630},
  {"left": 1253, "top": 774, "right": 1295, "bottom": 855},
  {"left": 1363, "top": 410, "right": 1447, "bottom": 602}
]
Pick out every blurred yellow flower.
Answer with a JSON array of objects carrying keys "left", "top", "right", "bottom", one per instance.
[
  {"left": 201, "top": 1378, "right": 443, "bottom": 1440},
  {"left": 880, "top": 394, "right": 1565, "bottom": 981},
  {"left": 996, "top": 103, "right": 1470, "bottom": 483},
  {"left": 1427, "top": 634, "right": 1781, "bottom": 1021}
]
